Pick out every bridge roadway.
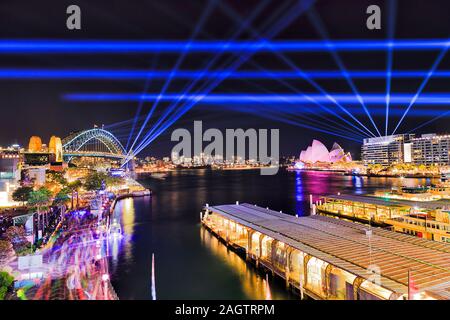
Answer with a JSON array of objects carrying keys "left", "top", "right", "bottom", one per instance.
[{"left": 63, "top": 150, "right": 126, "bottom": 160}]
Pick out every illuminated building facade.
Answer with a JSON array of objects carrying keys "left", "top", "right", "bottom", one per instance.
[
  {"left": 362, "top": 133, "right": 450, "bottom": 166},
  {"left": 0, "top": 146, "right": 21, "bottom": 180},
  {"left": 0, "top": 146, "right": 21, "bottom": 206},
  {"left": 361, "top": 134, "right": 414, "bottom": 166},
  {"left": 411, "top": 134, "right": 450, "bottom": 166}
]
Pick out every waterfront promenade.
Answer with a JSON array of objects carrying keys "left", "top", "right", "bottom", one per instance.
[
  {"left": 14, "top": 199, "right": 118, "bottom": 300},
  {"left": 8, "top": 178, "right": 150, "bottom": 300},
  {"left": 202, "top": 203, "right": 450, "bottom": 300}
]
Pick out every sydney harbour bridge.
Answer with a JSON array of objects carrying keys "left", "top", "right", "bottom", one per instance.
[{"left": 61, "top": 128, "right": 129, "bottom": 164}]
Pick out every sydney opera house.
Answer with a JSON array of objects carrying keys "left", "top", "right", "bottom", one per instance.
[{"left": 297, "top": 140, "right": 352, "bottom": 166}]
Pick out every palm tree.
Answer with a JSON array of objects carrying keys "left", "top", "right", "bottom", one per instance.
[
  {"left": 27, "top": 188, "right": 52, "bottom": 242},
  {"left": 54, "top": 189, "right": 71, "bottom": 221},
  {"left": 67, "top": 180, "right": 83, "bottom": 209}
]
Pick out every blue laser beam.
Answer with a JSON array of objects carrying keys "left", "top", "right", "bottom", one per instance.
[
  {"left": 1, "top": 39, "right": 450, "bottom": 53},
  {"left": 64, "top": 92, "right": 450, "bottom": 105},
  {"left": 125, "top": 55, "right": 159, "bottom": 150},
  {"left": 128, "top": 0, "right": 317, "bottom": 160},
  {"left": 239, "top": 107, "right": 364, "bottom": 143},
  {"left": 219, "top": 103, "right": 367, "bottom": 140},
  {"left": 247, "top": 74, "right": 369, "bottom": 138},
  {"left": 217, "top": 0, "right": 375, "bottom": 138},
  {"left": 385, "top": 0, "right": 397, "bottom": 136},
  {"left": 128, "top": 0, "right": 277, "bottom": 160},
  {"left": 307, "top": 7, "right": 381, "bottom": 137},
  {"left": 132, "top": 0, "right": 321, "bottom": 157},
  {"left": 4, "top": 69, "right": 450, "bottom": 80},
  {"left": 407, "top": 110, "right": 450, "bottom": 132},
  {"left": 392, "top": 43, "right": 449, "bottom": 135},
  {"left": 233, "top": 62, "right": 373, "bottom": 139},
  {"left": 127, "top": 0, "right": 218, "bottom": 156}
]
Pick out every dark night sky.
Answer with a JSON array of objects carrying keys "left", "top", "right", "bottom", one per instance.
[{"left": 0, "top": 0, "right": 449, "bottom": 158}]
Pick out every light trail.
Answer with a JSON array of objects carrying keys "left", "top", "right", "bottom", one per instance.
[
  {"left": 128, "top": 0, "right": 317, "bottom": 159},
  {"left": 385, "top": 0, "right": 397, "bottom": 135},
  {"left": 392, "top": 43, "right": 449, "bottom": 135},
  {"left": 127, "top": 0, "right": 281, "bottom": 161},
  {"left": 64, "top": 92, "right": 450, "bottom": 105},
  {"left": 0, "top": 39, "right": 449, "bottom": 53},
  {"left": 127, "top": 0, "right": 218, "bottom": 156},
  {"left": 245, "top": 83, "right": 369, "bottom": 139},
  {"left": 4, "top": 69, "right": 450, "bottom": 79},
  {"left": 127, "top": 1, "right": 316, "bottom": 159},
  {"left": 307, "top": 8, "right": 381, "bottom": 136},
  {"left": 407, "top": 110, "right": 450, "bottom": 132},
  {"left": 221, "top": 103, "right": 367, "bottom": 141},
  {"left": 126, "top": 55, "right": 159, "bottom": 150},
  {"left": 217, "top": 0, "right": 376, "bottom": 138},
  {"left": 227, "top": 65, "right": 372, "bottom": 139}
]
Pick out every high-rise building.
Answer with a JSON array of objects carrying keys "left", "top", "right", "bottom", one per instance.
[
  {"left": 362, "top": 133, "right": 450, "bottom": 166},
  {"left": 361, "top": 134, "right": 414, "bottom": 166},
  {"left": 412, "top": 134, "right": 450, "bottom": 165}
]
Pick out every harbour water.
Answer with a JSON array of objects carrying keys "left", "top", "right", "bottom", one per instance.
[{"left": 108, "top": 169, "right": 435, "bottom": 299}]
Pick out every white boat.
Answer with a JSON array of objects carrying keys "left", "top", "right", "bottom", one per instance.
[
  {"left": 151, "top": 173, "right": 168, "bottom": 180},
  {"left": 109, "top": 219, "right": 122, "bottom": 237}
]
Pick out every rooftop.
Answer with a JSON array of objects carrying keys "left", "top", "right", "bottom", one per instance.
[{"left": 207, "top": 203, "right": 450, "bottom": 299}]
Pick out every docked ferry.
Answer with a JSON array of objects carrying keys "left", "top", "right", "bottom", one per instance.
[{"left": 109, "top": 219, "right": 122, "bottom": 238}]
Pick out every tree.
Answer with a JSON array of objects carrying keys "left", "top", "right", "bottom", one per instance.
[
  {"left": 53, "top": 189, "right": 70, "bottom": 218},
  {"left": 11, "top": 186, "right": 33, "bottom": 205},
  {"left": 45, "top": 170, "right": 68, "bottom": 193},
  {"left": 46, "top": 170, "right": 68, "bottom": 186},
  {"left": 67, "top": 180, "right": 83, "bottom": 209},
  {"left": 0, "top": 271, "right": 14, "bottom": 300},
  {"left": 84, "top": 172, "right": 107, "bottom": 191},
  {"left": 105, "top": 176, "right": 125, "bottom": 189},
  {"left": 28, "top": 188, "right": 52, "bottom": 239},
  {"left": 0, "top": 240, "right": 15, "bottom": 270},
  {"left": 53, "top": 189, "right": 70, "bottom": 207},
  {"left": 27, "top": 188, "right": 52, "bottom": 213}
]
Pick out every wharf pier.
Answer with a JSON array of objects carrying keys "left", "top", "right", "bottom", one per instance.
[
  {"left": 201, "top": 203, "right": 450, "bottom": 300},
  {"left": 316, "top": 194, "right": 450, "bottom": 243}
]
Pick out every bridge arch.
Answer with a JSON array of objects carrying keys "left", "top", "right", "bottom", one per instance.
[{"left": 62, "top": 128, "right": 126, "bottom": 160}]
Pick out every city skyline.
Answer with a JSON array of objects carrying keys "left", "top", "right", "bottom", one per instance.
[
  {"left": 1, "top": 0, "right": 450, "bottom": 306},
  {"left": 0, "top": 0, "right": 448, "bottom": 158}
]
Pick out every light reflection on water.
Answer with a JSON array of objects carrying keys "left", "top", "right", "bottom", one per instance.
[
  {"left": 108, "top": 170, "right": 439, "bottom": 299},
  {"left": 109, "top": 198, "right": 136, "bottom": 271},
  {"left": 200, "top": 227, "right": 295, "bottom": 300},
  {"left": 295, "top": 171, "right": 303, "bottom": 216}
]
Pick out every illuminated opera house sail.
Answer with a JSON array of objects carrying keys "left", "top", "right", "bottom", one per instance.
[{"left": 298, "top": 140, "right": 352, "bottom": 164}]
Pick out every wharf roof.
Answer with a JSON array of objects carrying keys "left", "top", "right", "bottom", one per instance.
[
  {"left": 206, "top": 203, "right": 450, "bottom": 299},
  {"left": 321, "top": 194, "right": 450, "bottom": 210}
]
